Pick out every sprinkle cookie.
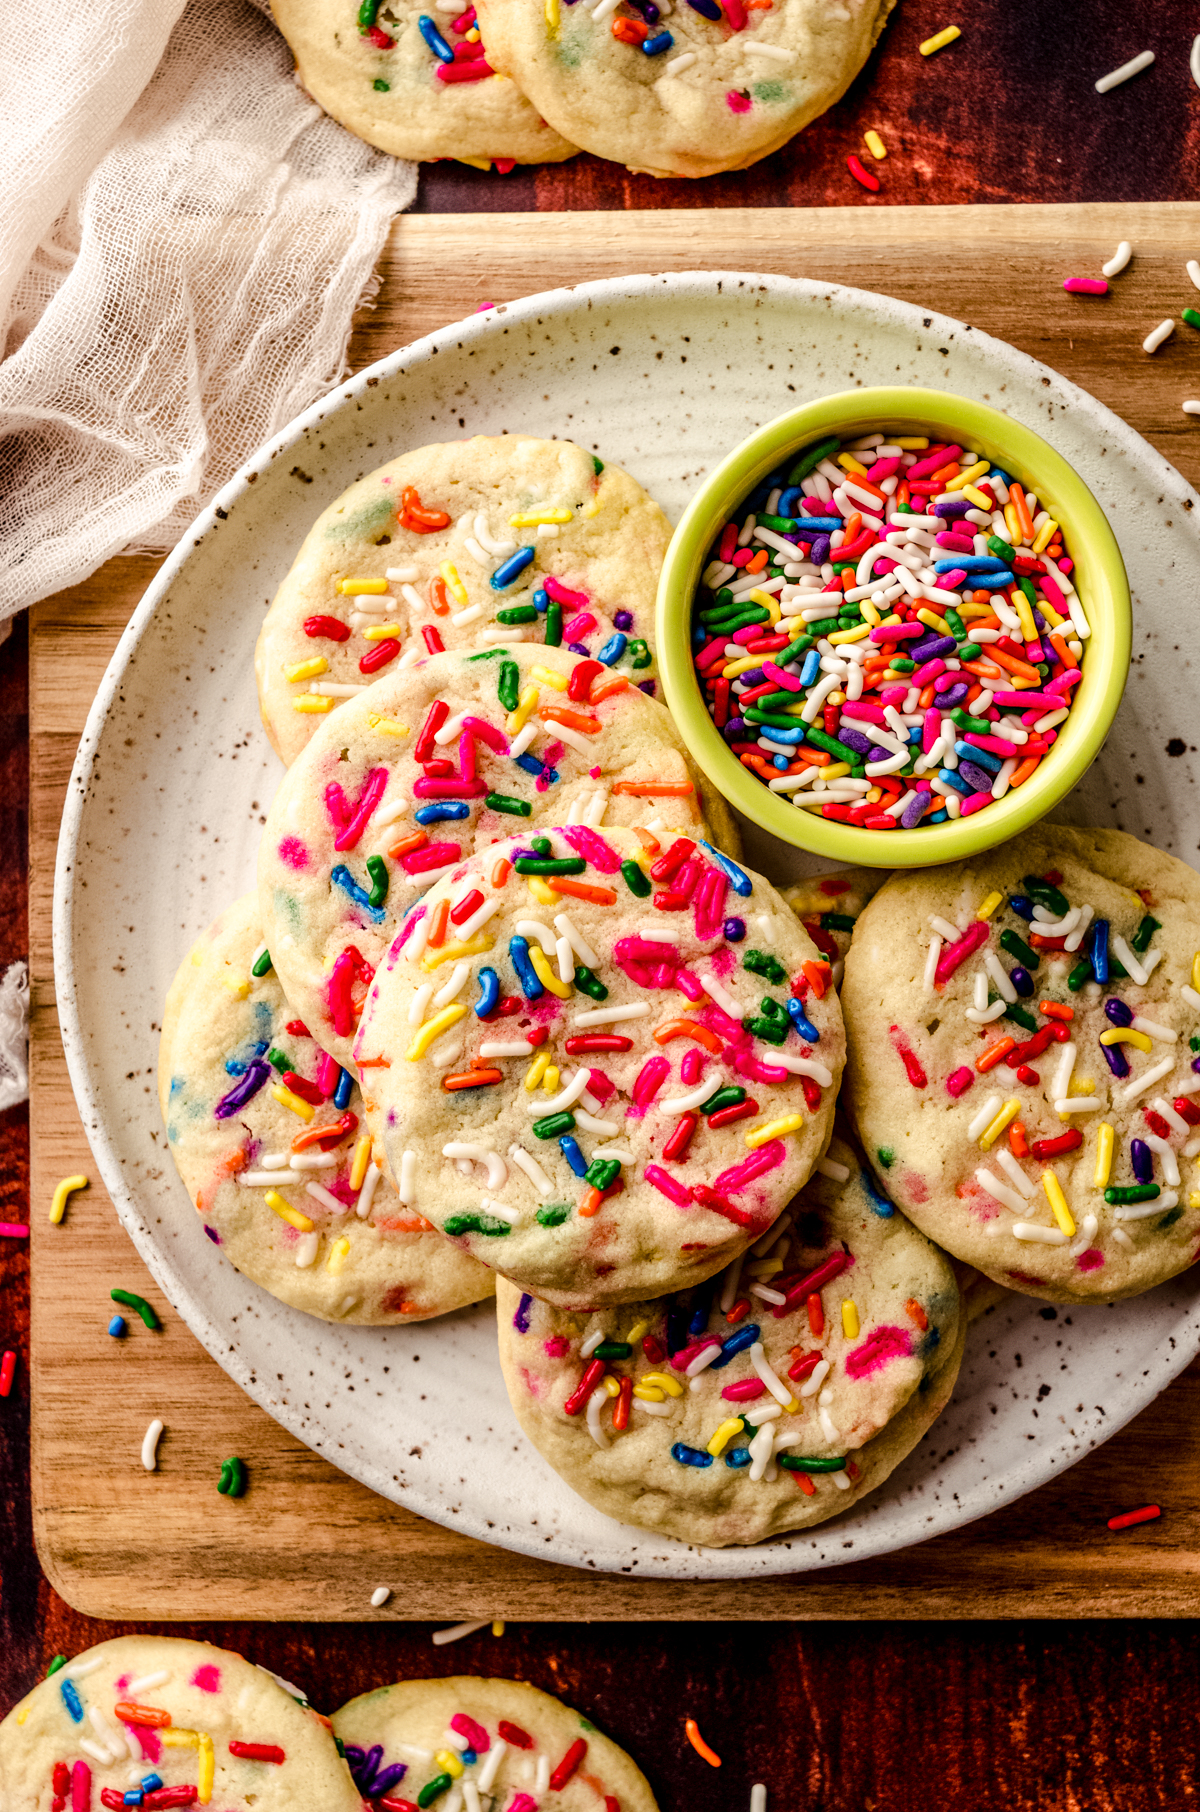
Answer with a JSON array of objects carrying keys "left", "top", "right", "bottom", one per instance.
[
  {"left": 270, "top": 0, "right": 577, "bottom": 167},
  {"left": 473, "top": 0, "right": 896, "bottom": 179},
  {"left": 0, "top": 1635, "right": 360, "bottom": 1812},
  {"left": 259, "top": 642, "right": 740, "bottom": 1067},
  {"left": 332, "top": 1677, "right": 659, "bottom": 1812},
  {"left": 160, "top": 894, "right": 493, "bottom": 1323},
  {"left": 256, "top": 436, "right": 670, "bottom": 764},
  {"left": 353, "top": 825, "right": 845, "bottom": 1308},
  {"left": 496, "top": 1132, "right": 964, "bottom": 1546},
  {"left": 842, "top": 826, "right": 1200, "bottom": 1302}
]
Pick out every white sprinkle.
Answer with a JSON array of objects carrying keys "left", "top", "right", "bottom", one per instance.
[
  {"left": 1112, "top": 1227, "right": 1135, "bottom": 1249},
  {"left": 431, "top": 1619, "right": 491, "bottom": 1646},
  {"left": 289, "top": 1151, "right": 339, "bottom": 1171},
  {"left": 78, "top": 1739, "right": 115, "bottom": 1766},
  {"left": 719, "top": 1252, "right": 745, "bottom": 1315},
  {"left": 663, "top": 50, "right": 696, "bottom": 72},
  {"left": 443, "top": 1144, "right": 507, "bottom": 1191},
  {"left": 479, "top": 1040, "right": 532, "bottom": 1059},
  {"left": 514, "top": 917, "right": 556, "bottom": 953},
  {"left": 385, "top": 565, "right": 420, "bottom": 583},
  {"left": 294, "top": 1231, "right": 319, "bottom": 1267},
  {"left": 974, "top": 1167, "right": 1028, "bottom": 1216},
  {"left": 63, "top": 1657, "right": 106, "bottom": 1680},
  {"left": 1053, "top": 1097, "right": 1104, "bottom": 1115},
  {"left": 554, "top": 911, "right": 599, "bottom": 968},
  {"left": 799, "top": 1357, "right": 831, "bottom": 1399},
  {"left": 1095, "top": 49, "right": 1154, "bottom": 92},
  {"left": 370, "top": 1585, "right": 392, "bottom": 1608},
  {"left": 743, "top": 40, "right": 794, "bottom": 60},
  {"left": 592, "top": 1143, "right": 635, "bottom": 1163},
  {"left": 770, "top": 1054, "right": 833, "bottom": 1087},
  {"left": 1181, "top": 985, "right": 1200, "bottom": 1012},
  {"left": 923, "top": 934, "right": 943, "bottom": 994},
  {"left": 308, "top": 682, "right": 367, "bottom": 697},
  {"left": 749, "top": 1340, "right": 794, "bottom": 1408},
  {"left": 305, "top": 1180, "right": 346, "bottom": 1213},
  {"left": 586, "top": 1386, "right": 611, "bottom": 1448},
  {"left": 1143, "top": 1134, "right": 1181, "bottom": 1187},
  {"left": 1102, "top": 240, "right": 1132, "bottom": 278},
  {"left": 530, "top": 1067, "right": 590, "bottom": 1115},
  {"left": 1133, "top": 1016, "right": 1177, "bottom": 1043},
  {"left": 358, "top": 1162, "right": 382, "bottom": 1219},
  {"left": 476, "top": 1738, "right": 508, "bottom": 1791},
  {"left": 433, "top": 961, "right": 472, "bottom": 1008},
  {"left": 815, "top": 1156, "right": 851, "bottom": 1183},
  {"left": 573, "top": 1003, "right": 652, "bottom": 1027},
  {"left": 1117, "top": 1056, "right": 1175, "bottom": 1103},
  {"left": 141, "top": 1419, "right": 164, "bottom": 1472},
  {"left": 967, "top": 1094, "right": 1003, "bottom": 1142},
  {"left": 1011, "top": 1222, "right": 1069, "bottom": 1245},
  {"left": 574, "top": 1108, "right": 618, "bottom": 1135},
  {"left": 580, "top": 1328, "right": 605, "bottom": 1359},
  {"left": 1189, "top": 258, "right": 1200, "bottom": 291},
  {"left": 1150, "top": 1096, "right": 1190, "bottom": 1137},
  {"left": 127, "top": 1671, "right": 171, "bottom": 1695},
  {"left": 1184, "top": 398, "right": 1200, "bottom": 414},
  {"left": 508, "top": 1143, "right": 553, "bottom": 1197},
  {"left": 464, "top": 1785, "right": 483, "bottom": 1812},
  {"left": 1049, "top": 1041, "right": 1077, "bottom": 1105},
  {"left": 996, "top": 1149, "right": 1037, "bottom": 1198},
  {"left": 1114, "top": 1190, "right": 1178, "bottom": 1221},
  {"left": 749, "top": 1282, "right": 788, "bottom": 1306},
  {"left": 1143, "top": 318, "right": 1175, "bottom": 355}
]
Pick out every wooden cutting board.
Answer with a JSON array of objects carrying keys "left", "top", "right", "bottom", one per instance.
[{"left": 30, "top": 201, "right": 1200, "bottom": 1622}]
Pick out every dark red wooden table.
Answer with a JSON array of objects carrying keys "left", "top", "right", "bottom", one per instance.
[{"left": 6, "top": 3, "right": 1200, "bottom": 1801}]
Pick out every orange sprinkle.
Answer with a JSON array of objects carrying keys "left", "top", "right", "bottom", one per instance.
[
  {"left": 1009, "top": 754, "right": 1042, "bottom": 788},
  {"left": 539, "top": 705, "right": 601, "bottom": 734},
  {"left": 389, "top": 830, "right": 428, "bottom": 859},
  {"left": 653, "top": 1018, "right": 723, "bottom": 1052},
  {"left": 1010, "top": 482, "right": 1035, "bottom": 541},
  {"left": 375, "top": 1215, "right": 435, "bottom": 1233},
  {"left": 976, "top": 1036, "right": 1016, "bottom": 1073},
  {"left": 1039, "top": 1001, "right": 1074, "bottom": 1021},
  {"left": 548, "top": 877, "right": 618, "bottom": 905},
  {"left": 802, "top": 959, "right": 831, "bottom": 999},
  {"left": 633, "top": 827, "right": 661, "bottom": 854},
  {"left": 930, "top": 460, "right": 960, "bottom": 486},
  {"left": 590, "top": 676, "right": 630, "bottom": 704},
  {"left": 904, "top": 1298, "right": 929, "bottom": 1331},
  {"left": 961, "top": 659, "right": 1004, "bottom": 685},
  {"left": 685, "top": 1719, "right": 722, "bottom": 1769},
  {"left": 429, "top": 575, "right": 451, "bottom": 616},
  {"left": 842, "top": 510, "right": 862, "bottom": 542},
  {"left": 1049, "top": 632, "right": 1078, "bottom": 670},
  {"left": 984, "top": 646, "right": 1041, "bottom": 683},
  {"left": 443, "top": 1067, "right": 503, "bottom": 1091},
  {"left": 807, "top": 1292, "right": 824, "bottom": 1338},
  {"left": 579, "top": 1177, "right": 624, "bottom": 1219},
  {"left": 1008, "top": 1120, "right": 1029, "bottom": 1158},
  {"left": 114, "top": 1704, "right": 171, "bottom": 1728},
  {"left": 792, "top": 1471, "right": 817, "bottom": 1496},
  {"left": 611, "top": 779, "right": 695, "bottom": 797},
  {"left": 491, "top": 857, "right": 512, "bottom": 887},
  {"left": 357, "top": 1056, "right": 391, "bottom": 1069},
  {"left": 745, "top": 548, "right": 769, "bottom": 573},
  {"left": 426, "top": 898, "right": 450, "bottom": 948}
]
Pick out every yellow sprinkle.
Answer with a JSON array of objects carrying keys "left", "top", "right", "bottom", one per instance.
[
  {"left": 545, "top": 0, "right": 559, "bottom": 28},
  {"left": 841, "top": 1299, "right": 860, "bottom": 1338},
  {"left": 524, "top": 1050, "right": 551, "bottom": 1092},
  {"left": 745, "top": 1113, "right": 807, "bottom": 1149},
  {"left": 861, "top": 599, "right": 882, "bottom": 627},
  {"left": 639, "top": 1370, "right": 684, "bottom": 1397},
  {"left": 326, "top": 1236, "right": 351, "bottom": 1275},
  {"left": 265, "top": 1189, "right": 315, "bottom": 1233},
  {"left": 530, "top": 664, "right": 569, "bottom": 690},
  {"left": 627, "top": 1319, "right": 649, "bottom": 1343},
  {"left": 292, "top": 694, "right": 335, "bottom": 715},
  {"left": 894, "top": 437, "right": 930, "bottom": 449},
  {"left": 541, "top": 1064, "right": 561, "bottom": 1096},
  {"left": 512, "top": 507, "right": 572, "bottom": 526},
  {"left": 1037, "top": 595, "right": 1067, "bottom": 629},
  {"left": 1192, "top": 951, "right": 1200, "bottom": 994},
  {"left": 746, "top": 588, "right": 782, "bottom": 624},
  {"left": 821, "top": 762, "right": 852, "bottom": 782},
  {"left": 915, "top": 607, "right": 947, "bottom": 633},
  {"left": 350, "top": 1137, "right": 372, "bottom": 1191},
  {"left": 457, "top": 156, "right": 491, "bottom": 171},
  {"left": 505, "top": 683, "right": 540, "bottom": 734},
  {"left": 1094, "top": 1121, "right": 1115, "bottom": 1190},
  {"left": 271, "top": 1083, "right": 314, "bottom": 1122},
  {"left": 602, "top": 1374, "right": 621, "bottom": 1398},
  {"left": 366, "top": 713, "right": 409, "bottom": 736},
  {"left": 420, "top": 933, "right": 493, "bottom": 971},
  {"left": 284, "top": 655, "right": 328, "bottom": 683},
  {"left": 946, "top": 460, "right": 989, "bottom": 493},
  {"left": 405, "top": 1003, "right": 468, "bottom": 1060},
  {"left": 836, "top": 452, "right": 870, "bottom": 475},
  {"left": 337, "top": 577, "right": 387, "bottom": 594},
  {"left": 163, "top": 1730, "right": 201, "bottom": 1749},
  {"left": 976, "top": 891, "right": 1004, "bottom": 922},
  {"left": 1013, "top": 594, "right": 1038, "bottom": 643},
  {"left": 706, "top": 1417, "right": 745, "bottom": 1458},
  {"left": 362, "top": 624, "right": 404, "bottom": 641},
  {"left": 1031, "top": 518, "right": 1059, "bottom": 556},
  {"left": 865, "top": 787, "right": 883, "bottom": 806},
  {"left": 16, "top": 1705, "right": 29, "bottom": 1724},
  {"left": 1042, "top": 1170, "right": 1075, "bottom": 1237},
  {"left": 920, "top": 24, "right": 961, "bottom": 55},
  {"left": 1069, "top": 1078, "right": 1095, "bottom": 1096},
  {"left": 633, "top": 1383, "right": 666, "bottom": 1401},
  {"left": 1099, "top": 1027, "right": 1153, "bottom": 1052},
  {"left": 492, "top": 1620, "right": 505, "bottom": 1636},
  {"left": 220, "top": 974, "right": 251, "bottom": 999},
  {"left": 979, "top": 1098, "right": 1021, "bottom": 1150},
  {"left": 529, "top": 943, "right": 573, "bottom": 999},
  {"left": 956, "top": 601, "right": 993, "bottom": 620},
  {"left": 1003, "top": 502, "right": 1022, "bottom": 543},
  {"left": 465, "top": 25, "right": 480, "bottom": 37},
  {"left": 526, "top": 877, "right": 559, "bottom": 905},
  {"left": 440, "top": 560, "right": 469, "bottom": 606},
  {"left": 864, "top": 128, "right": 887, "bottom": 159},
  {"left": 745, "top": 1255, "right": 784, "bottom": 1280},
  {"left": 50, "top": 1174, "right": 88, "bottom": 1225},
  {"left": 581, "top": 496, "right": 602, "bottom": 518},
  {"left": 197, "top": 1735, "right": 215, "bottom": 1806},
  {"left": 962, "top": 484, "right": 993, "bottom": 510},
  {"left": 1191, "top": 1192, "right": 1200, "bottom": 1209},
  {"left": 828, "top": 623, "right": 872, "bottom": 645}
]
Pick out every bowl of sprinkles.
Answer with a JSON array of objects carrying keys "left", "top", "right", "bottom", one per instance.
[{"left": 657, "top": 387, "right": 1132, "bottom": 866}]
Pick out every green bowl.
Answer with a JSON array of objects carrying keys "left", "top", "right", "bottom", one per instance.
[{"left": 656, "top": 387, "right": 1132, "bottom": 868}]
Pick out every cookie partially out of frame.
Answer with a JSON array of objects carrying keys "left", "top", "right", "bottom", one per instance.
[
  {"left": 272, "top": 0, "right": 577, "bottom": 166},
  {"left": 0, "top": 1636, "right": 360, "bottom": 1812},
  {"left": 496, "top": 1133, "right": 964, "bottom": 1546},
  {"left": 474, "top": 0, "right": 896, "bottom": 179},
  {"left": 160, "top": 893, "right": 493, "bottom": 1323},
  {"left": 354, "top": 825, "right": 845, "bottom": 1307},
  {"left": 842, "top": 825, "right": 1200, "bottom": 1303},
  {"left": 332, "top": 1677, "right": 659, "bottom": 1812},
  {"left": 255, "top": 436, "right": 670, "bottom": 765}
]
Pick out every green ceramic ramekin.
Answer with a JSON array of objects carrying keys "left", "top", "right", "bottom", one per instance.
[{"left": 656, "top": 387, "right": 1131, "bottom": 867}]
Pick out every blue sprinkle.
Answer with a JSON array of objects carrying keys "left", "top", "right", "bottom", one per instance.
[
  {"left": 61, "top": 1678, "right": 84, "bottom": 1723},
  {"left": 108, "top": 1315, "right": 126, "bottom": 1338},
  {"left": 417, "top": 13, "right": 454, "bottom": 60},
  {"left": 532, "top": 588, "right": 549, "bottom": 613},
  {"left": 786, "top": 998, "right": 820, "bottom": 1043},
  {"left": 509, "top": 935, "right": 543, "bottom": 1001},
  {"left": 124, "top": 1792, "right": 145, "bottom": 1808},
  {"left": 331, "top": 864, "right": 386, "bottom": 923},
  {"left": 1091, "top": 918, "right": 1110, "bottom": 985},
  {"left": 777, "top": 487, "right": 803, "bottom": 517},
  {"left": 772, "top": 755, "right": 789, "bottom": 771},
  {"left": 954, "top": 739, "right": 1002, "bottom": 774},
  {"left": 933, "top": 556, "right": 1011, "bottom": 575},
  {"left": 514, "top": 1293, "right": 533, "bottom": 1333},
  {"left": 688, "top": 1295, "right": 713, "bottom": 1338},
  {"left": 414, "top": 801, "right": 471, "bottom": 825},
  {"left": 1008, "top": 895, "right": 1035, "bottom": 920},
  {"left": 597, "top": 632, "right": 628, "bottom": 666},
  {"left": 724, "top": 1447, "right": 752, "bottom": 1468},
  {"left": 789, "top": 515, "right": 842, "bottom": 532},
  {"left": 927, "top": 809, "right": 948, "bottom": 823},
  {"left": 937, "top": 768, "right": 971, "bottom": 797},
  {"left": 333, "top": 1066, "right": 353, "bottom": 1110},
  {"left": 462, "top": 1750, "right": 478, "bottom": 1766},
  {"left": 490, "top": 546, "right": 536, "bottom": 590},
  {"left": 710, "top": 1324, "right": 760, "bottom": 1369},
  {"left": 474, "top": 967, "right": 500, "bottom": 1018},
  {"left": 862, "top": 1171, "right": 896, "bottom": 1218},
  {"left": 1009, "top": 964, "right": 1035, "bottom": 998},
  {"left": 798, "top": 649, "right": 821, "bottom": 688},
  {"left": 225, "top": 1058, "right": 247, "bottom": 1075},
  {"left": 514, "top": 752, "right": 559, "bottom": 783},
  {"left": 642, "top": 27, "right": 673, "bottom": 51},
  {"left": 698, "top": 840, "right": 752, "bottom": 896},
  {"left": 559, "top": 1135, "right": 588, "bottom": 1177},
  {"left": 140, "top": 1780, "right": 163, "bottom": 1795},
  {"left": 723, "top": 917, "right": 745, "bottom": 942},
  {"left": 671, "top": 1441, "right": 714, "bottom": 1468}
]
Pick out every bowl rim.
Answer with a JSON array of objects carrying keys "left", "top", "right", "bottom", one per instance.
[{"left": 657, "top": 385, "right": 1132, "bottom": 869}]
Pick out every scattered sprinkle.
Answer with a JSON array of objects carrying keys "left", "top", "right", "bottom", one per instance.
[
  {"left": 371, "top": 1585, "right": 392, "bottom": 1607},
  {"left": 1094, "top": 49, "right": 1154, "bottom": 93},
  {"left": 49, "top": 1174, "right": 88, "bottom": 1225},
  {"left": 919, "top": 25, "right": 960, "bottom": 56},
  {"left": 1143, "top": 319, "right": 1175, "bottom": 354},
  {"left": 1107, "top": 1503, "right": 1161, "bottom": 1530},
  {"left": 685, "top": 1718, "right": 722, "bottom": 1767}
]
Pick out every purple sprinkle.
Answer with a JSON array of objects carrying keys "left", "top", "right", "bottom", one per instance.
[
  {"left": 738, "top": 668, "right": 766, "bottom": 687},
  {"left": 1130, "top": 1138, "right": 1153, "bottom": 1184},
  {"left": 214, "top": 1057, "right": 271, "bottom": 1120},
  {"left": 932, "top": 499, "right": 973, "bottom": 519},
  {"left": 809, "top": 534, "right": 832, "bottom": 564},
  {"left": 723, "top": 717, "right": 746, "bottom": 742},
  {"left": 919, "top": 634, "right": 959, "bottom": 662},
  {"left": 613, "top": 609, "right": 634, "bottom": 630},
  {"left": 514, "top": 1292, "right": 533, "bottom": 1333},
  {"left": 936, "top": 682, "right": 969, "bottom": 709},
  {"left": 723, "top": 916, "right": 746, "bottom": 941},
  {"left": 371, "top": 1765, "right": 409, "bottom": 1798},
  {"left": 638, "top": 678, "right": 657, "bottom": 696},
  {"left": 1104, "top": 998, "right": 1133, "bottom": 1027},
  {"left": 868, "top": 742, "right": 896, "bottom": 763},
  {"left": 567, "top": 641, "right": 590, "bottom": 658},
  {"left": 1101, "top": 1041, "right": 1130, "bottom": 1079},
  {"left": 958, "top": 758, "right": 995, "bottom": 792},
  {"left": 901, "top": 791, "right": 928, "bottom": 828},
  {"left": 204, "top": 1225, "right": 221, "bottom": 1244},
  {"left": 835, "top": 725, "right": 873, "bottom": 757}
]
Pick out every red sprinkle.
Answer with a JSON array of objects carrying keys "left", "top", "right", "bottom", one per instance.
[
  {"left": 1107, "top": 1503, "right": 1161, "bottom": 1531},
  {"left": 228, "top": 1743, "right": 285, "bottom": 1764},
  {"left": 359, "top": 637, "right": 401, "bottom": 673},
  {"left": 499, "top": 1720, "right": 534, "bottom": 1749},
  {"left": 1031, "top": 1129, "right": 1083, "bottom": 1159},
  {"left": 303, "top": 614, "right": 350, "bottom": 641},
  {"left": 0, "top": 1350, "right": 16, "bottom": 1398},
  {"left": 549, "top": 1740, "right": 587, "bottom": 1791}
]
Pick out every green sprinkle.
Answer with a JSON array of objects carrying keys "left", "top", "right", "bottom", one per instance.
[
  {"left": 465, "top": 648, "right": 505, "bottom": 662},
  {"left": 1131, "top": 913, "right": 1161, "bottom": 954},
  {"left": 356, "top": 0, "right": 380, "bottom": 26},
  {"left": 876, "top": 1146, "right": 894, "bottom": 1169},
  {"left": 1000, "top": 928, "right": 1039, "bottom": 970},
  {"left": 744, "top": 707, "right": 806, "bottom": 730},
  {"left": 574, "top": 965, "right": 608, "bottom": 1001},
  {"left": 743, "top": 1014, "right": 788, "bottom": 1046},
  {"left": 584, "top": 1158, "right": 622, "bottom": 1192},
  {"left": 957, "top": 642, "right": 982, "bottom": 661},
  {"left": 1184, "top": 308, "right": 1200, "bottom": 332},
  {"left": 513, "top": 856, "right": 586, "bottom": 875},
  {"left": 756, "top": 513, "right": 793, "bottom": 533},
  {"left": 267, "top": 1046, "right": 293, "bottom": 1074},
  {"left": 1158, "top": 1205, "right": 1185, "bottom": 1230},
  {"left": 46, "top": 1656, "right": 67, "bottom": 1677},
  {"left": 530, "top": 836, "right": 552, "bottom": 856},
  {"left": 819, "top": 912, "right": 856, "bottom": 933},
  {"left": 251, "top": 947, "right": 273, "bottom": 978},
  {"left": 743, "top": 948, "right": 787, "bottom": 984},
  {"left": 985, "top": 536, "right": 1015, "bottom": 566},
  {"left": 545, "top": 602, "right": 563, "bottom": 647},
  {"left": 1103, "top": 1185, "right": 1161, "bottom": 1206},
  {"left": 1190, "top": 1034, "right": 1200, "bottom": 1053},
  {"left": 372, "top": 76, "right": 390, "bottom": 89},
  {"left": 777, "top": 1454, "right": 847, "bottom": 1473},
  {"left": 366, "top": 853, "right": 389, "bottom": 908},
  {"left": 786, "top": 435, "right": 840, "bottom": 485},
  {"left": 1003, "top": 1002, "right": 1038, "bottom": 1032},
  {"left": 950, "top": 707, "right": 991, "bottom": 736},
  {"left": 758, "top": 996, "right": 788, "bottom": 1023},
  {"left": 774, "top": 636, "right": 813, "bottom": 665},
  {"left": 536, "top": 1203, "right": 572, "bottom": 1227},
  {"left": 419, "top": 1775, "right": 455, "bottom": 1808},
  {"left": 1067, "top": 958, "right": 1093, "bottom": 992},
  {"left": 800, "top": 616, "right": 842, "bottom": 639},
  {"left": 444, "top": 1214, "right": 512, "bottom": 1236},
  {"left": 218, "top": 1456, "right": 247, "bottom": 1498},
  {"left": 110, "top": 1288, "right": 160, "bottom": 1330},
  {"left": 703, "top": 1085, "right": 746, "bottom": 1116},
  {"left": 1016, "top": 575, "right": 1038, "bottom": 608},
  {"left": 621, "top": 858, "right": 651, "bottom": 897},
  {"left": 1110, "top": 956, "right": 1129, "bottom": 981},
  {"left": 593, "top": 1340, "right": 632, "bottom": 1360},
  {"left": 533, "top": 1111, "right": 577, "bottom": 1139},
  {"left": 890, "top": 657, "right": 917, "bottom": 673},
  {"left": 757, "top": 690, "right": 805, "bottom": 712},
  {"left": 593, "top": 456, "right": 604, "bottom": 475},
  {"left": 485, "top": 793, "right": 532, "bottom": 817},
  {"left": 497, "top": 605, "right": 538, "bottom": 626},
  {"left": 629, "top": 638, "right": 651, "bottom": 668},
  {"left": 1021, "top": 874, "right": 1070, "bottom": 916},
  {"left": 497, "top": 658, "right": 520, "bottom": 712}
]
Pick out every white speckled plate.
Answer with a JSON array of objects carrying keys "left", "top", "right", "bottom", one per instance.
[{"left": 56, "top": 273, "right": 1200, "bottom": 1580}]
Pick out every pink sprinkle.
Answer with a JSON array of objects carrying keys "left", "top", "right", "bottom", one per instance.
[
  {"left": 676, "top": 969, "right": 705, "bottom": 1002},
  {"left": 935, "top": 532, "right": 975, "bottom": 553},
  {"left": 561, "top": 825, "right": 621, "bottom": 872},
  {"left": 912, "top": 657, "right": 947, "bottom": 686},
  {"left": 991, "top": 690, "right": 1057, "bottom": 709},
  {"left": 922, "top": 707, "right": 942, "bottom": 752},
  {"left": 938, "top": 567, "right": 968, "bottom": 588},
  {"left": 722, "top": 0, "right": 746, "bottom": 26},
  {"left": 644, "top": 1164, "right": 691, "bottom": 1207},
  {"left": 762, "top": 660, "right": 804, "bottom": 692},
  {"left": 845, "top": 1324, "right": 914, "bottom": 1380},
  {"left": 841, "top": 702, "right": 887, "bottom": 724},
  {"left": 72, "top": 1761, "right": 91, "bottom": 1812},
  {"left": 680, "top": 1047, "right": 705, "bottom": 1084},
  {"left": 562, "top": 611, "right": 598, "bottom": 642},
  {"left": 1063, "top": 277, "right": 1108, "bottom": 295},
  {"left": 721, "top": 1378, "right": 766, "bottom": 1401},
  {"left": 1076, "top": 1248, "right": 1105, "bottom": 1271},
  {"left": 946, "top": 1065, "right": 975, "bottom": 1098},
  {"left": 960, "top": 790, "right": 994, "bottom": 816},
  {"left": 870, "top": 621, "right": 924, "bottom": 642},
  {"left": 726, "top": 89, "right": 752, "bottom": 112},
  {"left": 401, "top": 841, "right": 462, "bottom": 874},
  {"left": 714, "top": 1139, "right": 785, "bottom": 1195},
  {"left": 866, "top": 456, "right": 902, "bottom": 483},
  {"left": 632, "top": 1055, "right": 670, "bottom": 1107},
  {"left": 191, "top": 1664, "right": 221, "bottom": 1693},
  {"left": 277, "top": 835, "right": 309, "bottom": 870},
  {"left": 395, "top": 903, "right": 427, "bottom": 951},
  {"left": 670, "top": 1337, "right": 722, "bottom": 1372},
  {"left": 315, "top": 1051, "right": 340, "bottom": 1099},
  {"left": 461, "top": 713, "right": 509, "bottom": 753},
  {"left": 879, "top": 685, "right": 908, "bottom": 708},
  {"left": 587, "top": 1067, "right": 615, "bottom": 1101},
  {"left": 413, "top": 776, "right": 487, "bottom": 799},
  {"left": 964, "top": 733, "right": 1020, "bottom": 757},
  {"left": 545, "top": 1335, "right": 570, "bottom": 1356},
  {"left": 451, "top": 1713, "right": 490, "bottom": 1751},
  {"left": 907, "top": 444, "right": 962, "bottom": 480},
  {"left": 934, "top": 919, "right": 989, "bottom": 986},
  {"left": 0, "top": 1223, "right": 29, "bottom": 1239},
  {"left": 543, "top": 575, "right": 590, "bottom": 611}
]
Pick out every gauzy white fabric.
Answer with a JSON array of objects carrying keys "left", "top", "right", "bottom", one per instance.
[
  {"left": 0, "top": 963, "right": 29, "bottom": 1113},
  {"left": 0, "top": 0, "right": 417, "bottom": 620}
]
